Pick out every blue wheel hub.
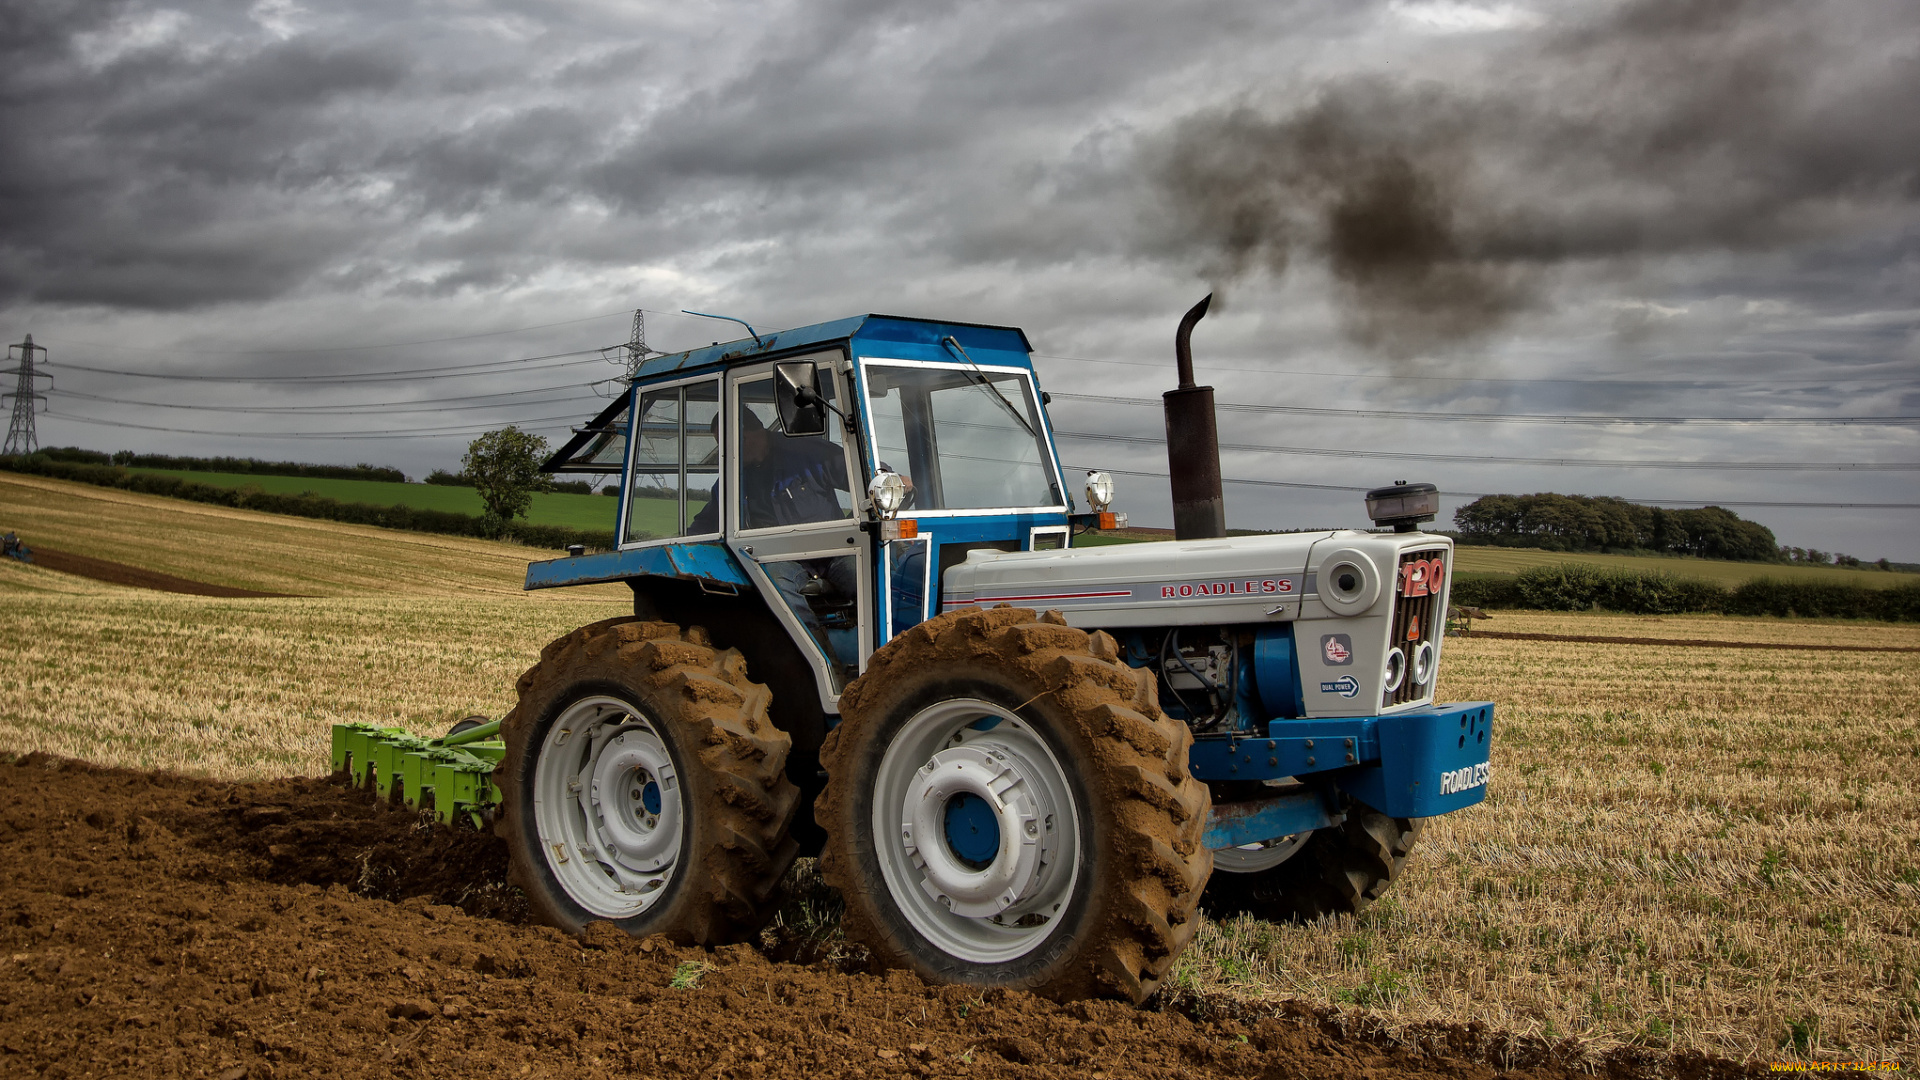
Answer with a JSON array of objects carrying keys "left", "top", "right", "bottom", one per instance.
[
  {"left": 942, "top": 792, "right": 1000, "bottom": 870},
  {"left": 641, "top": 779, "right": 662, "bottom": 816}
]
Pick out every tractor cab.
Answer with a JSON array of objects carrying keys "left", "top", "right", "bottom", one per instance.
[{"left": 534, "top": 315, "right": 1083, "bottom": 712}]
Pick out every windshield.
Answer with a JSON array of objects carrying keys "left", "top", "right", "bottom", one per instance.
[{"left": 864, "top": 362, "right": 1063, "bottom": 511}]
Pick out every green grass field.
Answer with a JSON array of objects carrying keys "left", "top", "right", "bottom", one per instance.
[{"left": 129, "top": 467, "right": 630, "bottom": 533}]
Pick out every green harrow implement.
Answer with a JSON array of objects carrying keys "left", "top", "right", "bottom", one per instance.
[{"left": 330, "top": 721, "right": 504, "bottom": 829}]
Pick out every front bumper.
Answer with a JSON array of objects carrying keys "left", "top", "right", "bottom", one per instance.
[{"left": 1194, "top": 702, "right": 1493, "bottom": 848}]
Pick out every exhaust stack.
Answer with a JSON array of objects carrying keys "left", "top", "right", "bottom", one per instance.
[{"left": 1165, "top": 294, "right": 1226, "bottom": 540}]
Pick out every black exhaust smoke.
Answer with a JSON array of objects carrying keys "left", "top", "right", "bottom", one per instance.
[{"left": 1165, "top": 293, "right": 1225, "bottom": 540}]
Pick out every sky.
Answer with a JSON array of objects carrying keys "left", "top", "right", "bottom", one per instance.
[{"left": 2, "top": 0, "right": 1916, "bottom": 559}]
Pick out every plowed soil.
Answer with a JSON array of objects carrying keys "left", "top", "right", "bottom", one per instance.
[
  {"left": 0, "top": 754, "right": 1760, "bottom": 1079},
  {"left": 21, "top": 547, "right": 298, "bottom": 598}
]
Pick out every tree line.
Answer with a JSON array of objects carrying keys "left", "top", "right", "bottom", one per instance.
[{"left": 1452, "top": 493, "right": 1781, "bottom": 562}]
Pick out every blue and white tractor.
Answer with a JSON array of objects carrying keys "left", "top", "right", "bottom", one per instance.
[{"left": 347, "top": 304, "right": 1494, "bottom": 1004}]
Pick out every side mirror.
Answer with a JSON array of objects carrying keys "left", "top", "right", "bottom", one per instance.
[{"left": 774, "top": 361, "right": 828, "bottom": 437}]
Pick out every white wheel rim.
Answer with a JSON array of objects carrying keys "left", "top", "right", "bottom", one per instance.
[
  {"left": 871, "top": 698, "right": 1081, "bottom": 964},
  {"left": 1211, "top": 831, "right": 1310, "bottom": 873},
  {"left": 531, "top": 695, "right": 684, "bottom": 919}
]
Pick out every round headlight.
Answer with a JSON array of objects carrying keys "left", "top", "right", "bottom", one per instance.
[
  {"left": 868, "top": 470, "right": 906, "bottom": 516},
  {"left": 1315, "top": 549, "right": 1381, "bottom": 616},
  {"left": 1413, "top": 641, "right": 1436, "bottom": 686},
  {"left": 1383, "top": 647, "right": 1407, "bottom": 693},
  {"left": 1085, "top": 470, "right": 1115, "bottom": 512}
]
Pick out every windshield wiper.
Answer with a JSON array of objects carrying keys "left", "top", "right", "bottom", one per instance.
[{"left": 941, "top": 336, "right": 1036, "bottom": 438}]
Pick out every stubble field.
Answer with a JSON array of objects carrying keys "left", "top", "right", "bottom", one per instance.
[{"left": 3, "top": 473, "right": 1915, "bottom": 1068}]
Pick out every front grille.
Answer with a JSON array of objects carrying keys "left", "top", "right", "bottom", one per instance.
[{"left": 1384, "top": 548, "right": 1447, "bottom": 708}]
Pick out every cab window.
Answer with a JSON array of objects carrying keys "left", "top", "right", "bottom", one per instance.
[{"left": 625, "top": 380, "right": 719, "bottom": 542}]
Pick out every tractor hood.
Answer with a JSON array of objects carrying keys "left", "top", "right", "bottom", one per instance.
[
  {"left": 942, "top": 530, "right": 1450, "bottom": 627},
  {"left": 941, "top": 530, "right": 1456, "bottom": 717}
]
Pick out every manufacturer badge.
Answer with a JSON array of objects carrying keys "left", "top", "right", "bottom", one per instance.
[
  {"left": 1319, "top": 675, "right": 1360, "bottom": 698},
  {"left": 1439, "top": 763, "right": 1490, "bottom": 795},
  {"left": 1321, "top": 634, "right": 1353, "bottom": 666}
]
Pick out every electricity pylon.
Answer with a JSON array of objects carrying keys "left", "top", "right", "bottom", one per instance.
[
  {"left": 2, "top": 335, "right": 50, "bottom": 456},
  {"left": 626, "top": 309, "right": 648, "bottom": 379}
]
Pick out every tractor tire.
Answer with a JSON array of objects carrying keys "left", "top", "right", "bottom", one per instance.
[
  {"left": 817, "top": 606, "right": 1212, "bottom": 1004},
  {"left": 447, "top": 714, "right": 491, "bottom": 737},
  {"left": 1202, "top": 797, "right": 1423, "bottom": 921},
  {"left": 497, "top": 617, "right": 802, "bottom": 943}
]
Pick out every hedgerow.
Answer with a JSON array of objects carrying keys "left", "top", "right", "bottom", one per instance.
[{"left": 1451, "top": 565, "right": 1917, "bottom": 621}]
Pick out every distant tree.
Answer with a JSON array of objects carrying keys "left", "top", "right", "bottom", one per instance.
[{"left": 463, "top": 427, "right": 550, "bottom": 535}]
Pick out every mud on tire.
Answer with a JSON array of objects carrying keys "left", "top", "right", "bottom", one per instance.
[
  {"left": 817, "top": 606, "right": 1213, "bottom": 1004},
  {"left": 1203, "top": 799, "right": 1422, "bottom": 922},
  {"left": 498, "top": 617, "right": 802, "bottom": 943}
]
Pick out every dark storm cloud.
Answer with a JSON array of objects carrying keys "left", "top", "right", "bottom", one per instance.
[
  {"left": 0, "top": 2, "right": 409, "bottom": 309},
  {"left": 1, "top": 0, "right": 1912, "bottom": 559},
  {"left": 1144, "top": 0, "right": 1920, "bottom": 356},
  {"left": 394, "top": 106, "right": 603, "bottom": 215}
]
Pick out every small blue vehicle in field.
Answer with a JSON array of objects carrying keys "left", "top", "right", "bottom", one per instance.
[{"left": 337, "top": 307, "right": 1493, "bottom": 1003}]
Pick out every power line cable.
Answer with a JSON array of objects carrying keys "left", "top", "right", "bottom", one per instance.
[
  {"left": 1033, "top": 352, "right": 1918, "bottom": 390},
  {"left": 56, "top": 348, "right": 616, "bottom": 384},
  {"left": 47, "top": 305, "right": 736, "bottom": 359},
  {"left": 1050, "top": 392, "right": 1920, "bottom": 427},
  {"left": 59, "top": 382, "right": 612, "bottom": 414},
  {"left": 1064, "top": 465, "right": 1920, "bottom": 510},
  {"left": 1055, "top": 429, "right": 1920, "bottom": 471},
  {"left": 53, "top": 310, "right": 635, "bottom": 355},
  {"left": 44, "top": 410, "right": 586, "bottom": 441}
]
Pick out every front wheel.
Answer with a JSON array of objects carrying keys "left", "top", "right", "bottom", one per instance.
[
  {"left": 818, "top": 606, "right": 1212, "bottom": 1003},
  {"left": 1202, "top": 799, "right": 1422, "bottom": 921},
  {"left": 497, "top": 617, "right": 802, "bottom": 942}
]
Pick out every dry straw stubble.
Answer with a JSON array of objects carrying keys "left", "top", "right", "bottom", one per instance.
[
  {"left": 3, "top": 473, "right": 1915, "bottom": 1062},
  {"left": 1176, "top": 613, "right": 1919, "bottom": 1063}
]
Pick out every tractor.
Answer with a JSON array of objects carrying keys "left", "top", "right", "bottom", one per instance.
[{"left": 331, "top": 301, "right": 1494, "bottom": 1004}]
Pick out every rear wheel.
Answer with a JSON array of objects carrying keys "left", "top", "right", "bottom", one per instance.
[
  {"left": 498, "top": 617, "right": 802, "bottom": 942},
  {"left": 1203, "top": 799, "right": 1422, "bottom": 921},
  {"left": 818, "top": 606, "right": 1212, "bottom": 1003},
  {"left": 447, "top": 714, "right": 491, "bottom": 737}
]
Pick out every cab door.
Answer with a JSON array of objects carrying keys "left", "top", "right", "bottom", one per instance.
[{"left": 723, "top": 354, "right": 871, "bottom": 710}]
